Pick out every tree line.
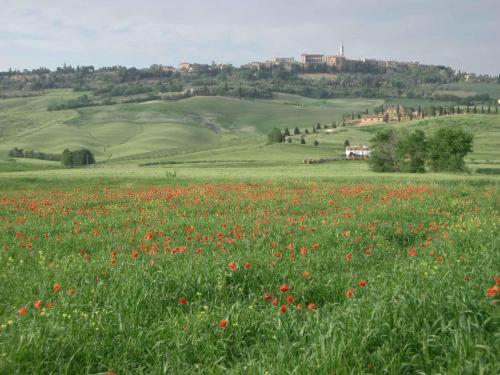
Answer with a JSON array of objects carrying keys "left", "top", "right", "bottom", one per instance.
[
  {"left": 61, "top": 149, "right": 96, "bottom": 167},
  {"left": 8, "top": 147, "right": 62, "bottom": 161},
  {"left": 3, "top": 61, "right": 498, "bottom": 103}
]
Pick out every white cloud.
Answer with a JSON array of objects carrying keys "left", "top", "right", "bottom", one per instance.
[{"left": 0, "top": 0, "right": 498, "bottom": 73}]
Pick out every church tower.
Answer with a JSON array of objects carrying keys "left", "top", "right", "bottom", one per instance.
[{"left": 339, "top": 43, "right": 345, "bottom": 57}]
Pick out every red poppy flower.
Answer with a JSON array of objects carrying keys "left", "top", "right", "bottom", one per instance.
[
  {"left": 408, "top": 249, "right": 417, "bottom": 256},
  {"left": 280, "top": 304, "right": 287, "bottom": 314},
  {"left": 218, "top": 319, "right": 228, "bottom": 328},
  {"left": 264, "top": 293, "right": 272, "bottom": 300},
  {"left": 245, "top": 262, "right": 251, "bottom": 269},
  {"left": 132, "top": 250, "right": 138, "bottom": 258},
  {"left": 18, "top": 307, "right": 27, "bottom": 315},
  {"left": 229, "top": 261, "right": 236, "bottom": 271},
  {"left": 307, "top": 303, "right": 316, "bottom": 310},
  {"left": 271, "top": 297, "right": 278, "bottom": 305},
  {"left": 46, "top": 302, "right": 54, "bottom": 308},
  {"left": 346, "top": 288, "right": 354, "bottom": 298},
  {"left": 53, "top": 282, "right": 60, "bottom": 292},
  {"left": 33, "top": 300, "right": 42, "bottom": 309},
  {"left": 286, "top": 295, "right": 294, "bottom": 303},
  {"left": 280, "top": 284, "right": 289, "bottom": 292},
  {"left": 145, "top": 232, "right": 153, "bottom": 240},
  {"left": 303, "top": 271, "right": 310, "bottom": 279},
  {"left": 487, "top": 286, "right": 498, "bottom": 297},
  {"left": 300, "top": 247, "right": 308, "bottom": 255},
  {"left": 287, "top": 243, "right": 294, "bottom": 251},
  {"left": 178, "top": 297, "right": 187, "bottom": 304},
  {"left": 345, "top": 252, "right": 353, "bottom": 260},
  {"left": 274, "top": 251, "right": 282, "bottom": 258},
  {"left": 358, "top": 280, "right": 367, "bottom": 287}
]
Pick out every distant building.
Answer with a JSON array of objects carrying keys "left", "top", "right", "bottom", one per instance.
[
  {"left": 359, "top": 115, "right": 384, "bottom": 125},
  {"left": 178, "top": 63, "right": 192, "bottom": 72},
  {"left": 464, "top": 73, "right": 477, "bottom": 82},
  {"left": 345, "top": 145, "right": 370, "bottom": 158},
  {"left": 273, "top": 57, "right": 295, "bottom": 64},
  {"left": 159, "top": 65, "right": 176, "bottom": 72},
  {"left": 326, "top": 55, "right": 346, "bottom": 71},
  {"left": 179, "top": 63, "right": 210, "bottom": 73},
  {"left": 301, "top": 54, "right": 324, "bottom": 65}
]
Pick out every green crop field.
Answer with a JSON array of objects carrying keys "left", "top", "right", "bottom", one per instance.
[
  {"left": 0, "top": 176, "right": 498, "bottom": 373},
  {"left": 0, "top": 89, "right": 499, "bottom": 373}
]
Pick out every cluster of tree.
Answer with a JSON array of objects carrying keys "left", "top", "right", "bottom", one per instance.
[
  {"left": 8, "top": 147, "right": 62, "bottom": 161},
  {"left": 434, "top": 93, "right": 491, "bottom": 106},
  {"left": 61, "top": 149, "right": 96, "bottom": 167},
  {"left": 94, "top": 84, "right": 154, "bottom": 97},
  {"left": 267, "top": 124, "right": 328, "bottom": 145},
  {"left": 48, "top": 95, "right": 95, "bottom": 111},
  {"left": 369, "top": 127, "right": 473, "bottom": 173}
]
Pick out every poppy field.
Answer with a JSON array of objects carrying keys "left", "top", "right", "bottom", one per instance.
[{"left": 0, "top": 180, "right": 498, "bottom": 373}]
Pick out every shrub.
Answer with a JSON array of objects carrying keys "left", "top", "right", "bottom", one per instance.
[{"left": 427, "top": 127, "right": 473, "bottom": 172}]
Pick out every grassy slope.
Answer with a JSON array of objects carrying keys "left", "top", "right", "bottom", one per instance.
[
  {"left": 435, "top": 82, "right": 500, "bottom": 98},
  {"left": 0, "top": 90, "right": 499, "bottom": 176},
  {"left": 0, "top": 90, "right": 380, "bottom": 161}
]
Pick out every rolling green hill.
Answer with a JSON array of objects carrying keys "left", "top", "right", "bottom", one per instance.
[
  {"left": 0, "top": 90, "right": 380, "bottom": 161},
  {"left": 0, "top": 90, "right": 499, "bottom": 176}
]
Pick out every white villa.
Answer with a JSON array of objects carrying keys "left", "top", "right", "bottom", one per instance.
[{"left": 345, "top": 145, "right": 371, "bottom": 158}]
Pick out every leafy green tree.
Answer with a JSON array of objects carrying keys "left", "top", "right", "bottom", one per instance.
[
  {"left": 62, "top": 149, "right": 73, "bottom": 167},
  {"left": 368, "top": 129, "right": 400, "bottom": 172},
  {"left": 396, "top": 129, "right": 428, "bottom": 173},
  {"left": 300, "top": 137, "right": 306, "bottom": 144},
  {"left": 313, "top": 140, "right": 319, "bottom": 146},
  {"left": 284, "top": 128, "right": 291, "bottom": 137},
  {"left": 71, "top": 149, "right": 95, "bottom": 166},
  {"left": 266, "top": 128, "right": 283, "bottom": 144},
  {"left": 293, "top": 127, "right": 301, "bottom": 135},
  {"left": 344, "top": 139, "right": 350, "bottom": 147},
  {"left": 427, "top": 127, "right": 473, "bottom": 172}
]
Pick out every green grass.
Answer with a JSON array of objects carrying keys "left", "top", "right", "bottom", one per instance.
[
  {"left": 0, "top": 177, "right": 498, "bottom": 373},
  {"left": 1, "top": 88, "right": 499, "bottom": 373},
  {"left": 0, "top": 90, "right": 380, "bottom": 162}
]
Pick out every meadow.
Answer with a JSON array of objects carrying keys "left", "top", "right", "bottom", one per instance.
[
  {"left": 0, "top": 176, "right": 498, "bottom": 374},
  {"left": 0, "top": 88, "right": 499, "bottom": 373}
]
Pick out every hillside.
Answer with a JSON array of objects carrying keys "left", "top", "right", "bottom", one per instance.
[
  {"left": 0, "top": 90, "right": 380, "bottom": 161},
  {"left": 0, "top": 89, "right": 499, "bottom": 176}
]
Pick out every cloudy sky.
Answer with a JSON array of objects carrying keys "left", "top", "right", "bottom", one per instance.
[{"left": 0, "top": 0, "right": 499, "bottom": 74}]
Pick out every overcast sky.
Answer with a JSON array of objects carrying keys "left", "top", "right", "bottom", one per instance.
[{"left": 0, "top": 0, "right": 499, "bottom": 74}]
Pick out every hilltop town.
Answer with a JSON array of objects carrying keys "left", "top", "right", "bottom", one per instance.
[{"left": 170, "top": 44, "right": 444, "bottom": 75}]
